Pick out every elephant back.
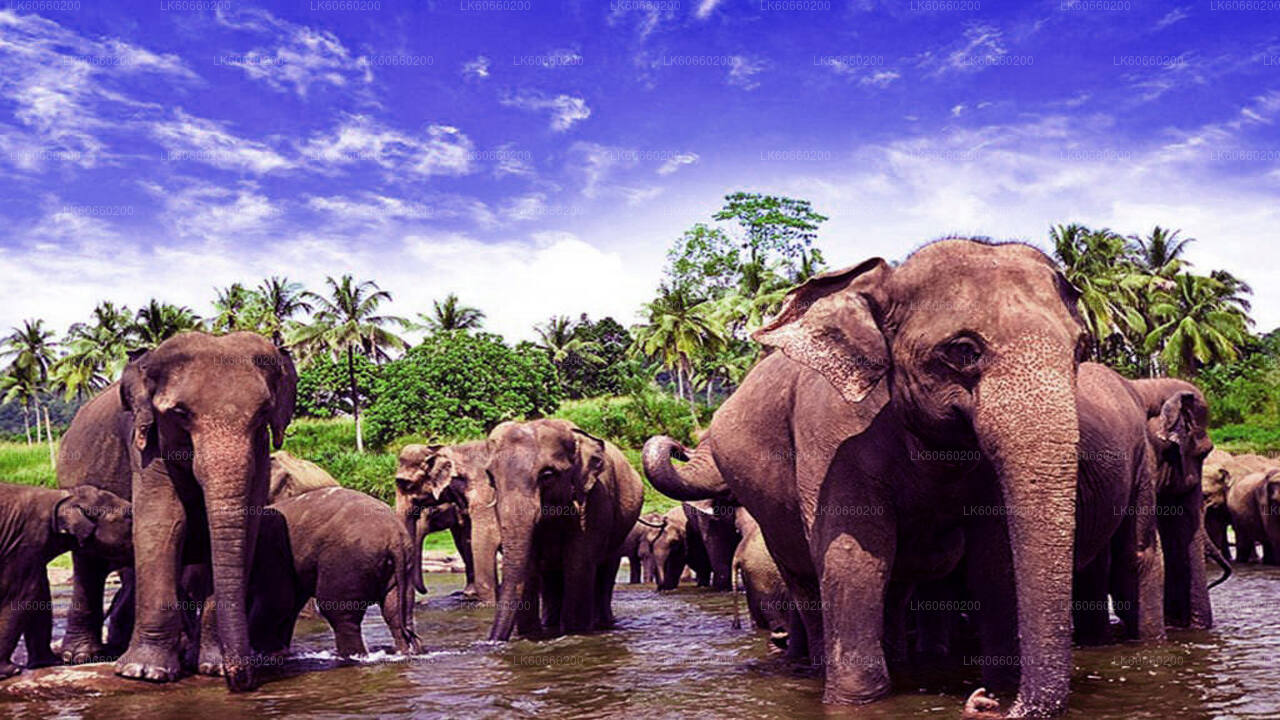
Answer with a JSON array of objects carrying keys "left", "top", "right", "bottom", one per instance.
[{"left": 269, "top": 451, "right": 340, "bottom": 503}]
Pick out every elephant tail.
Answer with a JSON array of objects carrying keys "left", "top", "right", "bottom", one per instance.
[
  {"left": 731, "top": 555, "right": 743, "bottom": 630},
  {"left": 642, "top": 435, "right": 730, "bottom": 503},
  {"left": 395, "top": 541, "right": 422, "bottom": 653},
  {"left": 1204, "top": 528, "right": 1232, "bottom": 589}
]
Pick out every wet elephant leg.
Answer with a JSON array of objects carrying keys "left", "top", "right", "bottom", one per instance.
[
  {"left": 451, "top": 521, "right": 477, "bottom": 597},
  {"left": 1108, "top": 513, "right": 1165, "bottom": 642},
  {"left": 1072, "top": 551, "right": 1111, "bottom": 645},
  {"left": 0, "top": 599, "right": 23, "bottom": 677},
  {"left": 883, "top": 581, "right": 913, "bottom": 674},
  {"left": 23, "top": 573, "right": 60, "bottom": 668},
  {"left": 104, "top": 568, "right": 135, "bottom": 655},
  {"left": 1235, "top": 527, "right": 1257, "bottom": 563},
  {"left": 595, "top": 555, "right": 623, "bottom": 629},
  {"left": 541, "top": 566, "right": 567, "bottom": 635},
  {"left": 560, "top": 554, "right": 596, "bottom": 634},
  {"left": 62, "top": 551, "right": 110, "bottom": 663},
  {"left": 380, "top": 584, "right": 419, "bottom": 654},
  {"left": 470, "top": 511, "right": 500, "bottom": 605},
  {"left": 965, "top": 514, "right": 1020, "bottom": 696},
  {"left": 197, "top": 596, "right": 223, "bottom": 676},
  {"left": 515, "top": 575, "right": 542, "bottom": 638},
  {"left": 320, "top": 601, "right": 368, "bottom": 657}
]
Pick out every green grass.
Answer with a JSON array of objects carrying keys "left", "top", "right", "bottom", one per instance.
[
  {"left": 0, "top": 440, "right": 57, "bottom": 488},
  {"left": 1210, "top": 423, "right": 1280, "bottom": 456}
]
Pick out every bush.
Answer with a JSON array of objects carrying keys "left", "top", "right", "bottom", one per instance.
[
  {"left": 1210, "top": 424, "right": 1280, "bottom": 455},
  {"left": 364, "top": 331, "right": 561, "bottom": 449},
  {"left": 295, "top": 353, "right": 379, "bottom": 419},
  {"left": 554, "top": 390, "right": 713, "bottom": 451}
]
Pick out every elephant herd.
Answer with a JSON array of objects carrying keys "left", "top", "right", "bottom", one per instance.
[
  {"left": 1202, "top": 448, "right": 1280, "bottom": 564},
  {"left": 0, "top": 237, "right": 1261, "bottom": 719}
]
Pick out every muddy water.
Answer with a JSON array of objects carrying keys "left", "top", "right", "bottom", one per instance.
[{"left": 3, "top": 566, "right": 1279, "bottom": 719}]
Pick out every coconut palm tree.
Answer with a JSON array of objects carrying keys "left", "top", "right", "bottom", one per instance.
[
  {"left": 134, "top": 299, "right": 202, "bottom": 346},
  {"left": 414, "top": 293, "right": 486, "bottom": 333},
  {"left": 1, "top": 319, "right": 59, "bottom": 462},
  {"left": 1130, "top": 226, "right": 1194, "bottom": 279},
  {"left": 292, "top": 275, "right": 407, "bottom": 452},
  {"left": 211, "top": 283, "right": 261, "bottom": 333},
  {"left": 55, "top": 301, "right": 136, "bottom": 398},
  {"left": 256, "top": 276, "right": 313, "bottom": 346},
  {"left": 1051, "top": 224, "right": 1142, "bottom": 362},
  {"left": 535, "top": 315, "right": 603, "bottom": 365},
  {"left": 632, "top": 285, "right": 725, "bottom": 410},
  {"left": 1145, "top": 273, "right": 1251, "bottom": 378}
]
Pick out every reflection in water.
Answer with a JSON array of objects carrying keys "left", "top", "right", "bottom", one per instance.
[{"left": 4, "top": 566, "right": 1280, "bottom": 719}]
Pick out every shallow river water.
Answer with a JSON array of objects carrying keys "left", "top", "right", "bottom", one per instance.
[{"left": 3, "top": 565, "right": 1279, "bottom": 719}]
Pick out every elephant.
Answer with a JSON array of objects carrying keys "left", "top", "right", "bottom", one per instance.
[
  {"left": 1204, "top": 451, "right": 1277, "bottom": 561},
  {"left": 486, "top": 419, "right": 644, "bottom": 641},
  {"left": 682, "top": 499, "right": 740, "bottom": 590},
  {"left": 1131, "top": 378, "right": 1217, "bottom": 629},
  {"left": 56, "top": 331, "right": 297, "bottom": 690},
  {"left": 644, "top": 239, "right": 1087, "bottom": 716},
  {"left": 0, "top": 484, "right": 132, "bottom": 679},
  {"left": 269, "top": 451, "right": 339, "bottom": 501},
  {"left": 1070, "top": 362, "right": 1164, "bottom": 645},
  {"left": 732, "top": 507, "right": 789, "bottom": 646},
  {"left": 617, "top": 513, "right": 665, "bottom": 584},
  {"left": 248, "top": 487, "right": 420, "bottom": 658},
  {"left": 1227, "top": 469, "right": 1280, "bottom": 564},
  {"left": 637, "top": 506, "right": 691, "bottom": 590},
  {"left": 394, "top": 442, "right": 499, "bottom": 603}
]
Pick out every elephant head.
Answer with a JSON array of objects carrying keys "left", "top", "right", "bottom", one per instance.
[
  {"left": 754, "top": 239, "right": 1085, "bottom": 717},
  {"left": 395, "top": 442, "right": 488, "bottom": 594},
  {"left": 55, "top": 486, "right": 134, "bottom": 563},
  {"left": 1264, "top": 470, "right": 1280, "bottom": 519},
  {"left": 120, "top": 331, "right": 296, "bottom": 690},
  {"left": 486, "top": 419, "right": 606, "bottom": 641},
  {"left": 1147, "top": 388, "right": 1214, "bottom": 496}
]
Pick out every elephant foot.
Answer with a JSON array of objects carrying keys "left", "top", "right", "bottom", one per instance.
[
  {"left": 962, "top": 688, "right": 1005, "bottom": 720},
  {"left": 197, "top": 642, "right": 224, "bottom": 677},
  {"left": 60, "top": 636, "right": 108, "bottom": 665},
  {"left": 461, "top": 584, "right": 479, "bottom": 599},
  {"left": 25, "top": 651, "right": 62, "bottom": 670},
  {"left": 0, "top": 661, "right": 20, "bottom": 680},
  {"left": 115, "top": 642, "right": 182, "bottom": 683},
  {"left": 769, "top": 631, "right": 789, "bottom": 650}
]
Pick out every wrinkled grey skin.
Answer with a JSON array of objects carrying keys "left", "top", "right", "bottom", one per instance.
[
  {"left": 618, "top": 513, "right": 664, "bottom": 584},
  {"left": 0, "top": 484, "right": 132, "bottom": 679},
  {"left": 395, "top": 442, "right": 499, "bottom": 604},
  {"left": 645, "top": 239, "right": 1086, "bottom": 717},
  {"left": 682, "top": 499, "right": 740, "bottom": 591},
  {"left": 638, "top": 507, "right": 691, "bottom": 591},
  {"left": 1131, "top": 378, "right": 1216, "bottom": 629},
  {"left": 57, "top": 332, "right": 296, "bottom": 691},
  {"left": 248, "top": 487, "right": 420, "bottom": 657},
  {"left": 732, "top": 507, "right": 789, "bottom": 646},
  {"left": 1227, "top": 469, "right": 1280, "bottom": 565},
  {"left": 487, "top": 419, "right": 644, "bottom": 641}
]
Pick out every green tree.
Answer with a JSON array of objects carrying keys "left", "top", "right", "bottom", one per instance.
[
  {"left": 210, "top": 283, "right": 262, "bottom": 333},
  {"left": 1, "top": 319, "right": 59, "bottom": 463},
  {"left": 256, "top": 276, "right": 313, "bottom": 346},
  {"left": 556, "top": 315, "right": 633, "bottom": 398},
  {"left": 294, "top": 352, "right": 379, "bottom": 419},
  {"left": 1147, "top": 273, "right": 1251, "bottom": 378},
  {"left": 412, "top": 293, "right": 486, "bottom": 333},
  {"left": 632, "top": 285, "right": 724, "bottom": 413},
  {"left": 1051, "top": 224, "right": 1140, "bottom": 362},
  {"left": 292, "top": 275, "right": 408, "bottom": 452},
  {"left": 712, "top": 192, "right": 829, "bottom": 293},
  {"left": 134, "top": 299, "right": 202, "bottom": 345},
  {"left": 55, "top": 301, "right": 136, "bottom": 398},
  {"left": 1129, "top": 226, "right": 1193, "bottom": 280}
]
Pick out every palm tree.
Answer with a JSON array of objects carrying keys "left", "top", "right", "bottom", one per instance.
[
  {"left": 0, "top": 370, "right": 38, "bottom": 445},
  {"left": 211, "top": 283, "right": 260, "bottom": 333},
  {"left": 1051, "top": 224, "right": 1141, "bottom": 362},
  {"left": 134, "top": 300, "right": 202, "bottom": 346},
  {"left": 414, "top": 293, "right": 486, "bottom": 333},
  {"left": 1130, "top": 226, "right": 1193, "bottom": 280},
  {"left": 1145, "top": 273, "right": 1251, "bottom": 378},
  {"left": 55, "top": 301, "right": 136, "bottom": 398},
  {"left": 632, "top": 285, "right": 725, "bottom": 412},
  {"left": 1, "top": 319, "right": 59, "bottom": 462},
  {"left": 293, "top": 275, "right": 407, "bottom": 452},
  {"left": 535, "top": 315, "right": 603, "bottom": 365},
  {"left": 257, "top": 276, "right": 313, "bottom": 346}
]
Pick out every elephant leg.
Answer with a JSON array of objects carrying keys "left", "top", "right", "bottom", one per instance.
[
  {"left": 816, "top": 529, "right": 892, "bottom": 704},
  {"left": 116, "top": 467, "right": 187, "bottom": 683},
  {"left": 628, "top": 552, "right": 642, "bottom": 584},
  {"left": 320, "top": 601, "right": 368, "bottom": 657},
  {"left": 1158, "top": 491, "right": 1211, "bottom": 629},
  {"left": 1072, "top": 552, "right": 1111, "bottom": 645},
  {"left": 1235, "top": 527, "right": 1257, "bottom": 563},
  {"left": 470, "top": 510, "right": 500, "bottom": 606},
  {"left": 1204, "top": 511, "right": 1230, "bottom": 561},
  {"left": 882, "top": 581, "right": 912, "bottom": 674},
  {"left": 380, "top": 582, "right": 420, "bottom": 655},
  {"left": 451, "top": 521, "right": 477, "bottom": 598},
  {"left": 774, "top": 564, "right": 818, "bottom": 664},
  {"left": 1108, "top": 511, "right": 1165, "bottom": 642},
  {"left": 23, "top": 573, "right": 60, "bottom": 668},
  {"left": 595, "top": 555, "right": 623, "bottom": 629},
  {"left": 706, "top": 524, "right": 737, "bottom": 591},
  {"left": 197, "top": 597, "right": 223, "bottom": 676},
  {"left": 0, "top": 597, "right": 24, "bottom": 676},
  {"left": 62, "top": 551, "right": 110, "bottom": 664},
  {"left": 515, "top": 574, "right": 542, "bottom": 638},
  {"left": 1262, "top": 537, "right": 1278, "bottom": 566},
  {"left": 104, "top": 568, "right": 136, "bottom": 655},
  {"left": 965, "top": 515, "right": 1021, "bottom": 696}
]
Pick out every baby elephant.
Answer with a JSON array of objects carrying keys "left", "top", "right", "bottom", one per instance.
[
  {"left": 0, "top": 484, "right": 132, "bottom": 679},
  {"left": 1228, "top": 468, "right": 1280, "bottom": 564},
  {"left": 637, "top": 507, "right": 692, "bottom": 591},
  {"left": 249, "top": 487, "right": 421, "bottom": 658}
]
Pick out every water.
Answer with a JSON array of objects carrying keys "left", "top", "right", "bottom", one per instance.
[{"left": 4, "top": 566, "right": 1279, "bottom": 719}]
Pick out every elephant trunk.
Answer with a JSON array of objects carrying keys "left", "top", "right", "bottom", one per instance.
[
  {"left": 489, "top": 497, "right": 539, "bottom": 642},
  {"left": 395, "top": 491, "right": 428, "bottom": 595},
  {"left": 197, "top": 433, "right": 262, "bottom": 692},
  {"left": 975, "top": 355, "right": 1079, "bottom": 718},
  {"left": 642, "top": 436, "right": 729, "bottom": 502}
]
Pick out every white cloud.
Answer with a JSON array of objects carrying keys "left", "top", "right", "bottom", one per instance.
[
  {"left": 657, "top": 152, "right": 699, "bottom": 175},
  {"left": 917, "top": 23, "right": 1008, "bottom": 77},
  {"left": 726, "top": 56, "right": 767, "bottom": 90},
  {"left": 144, "top": 181, "right": 281, "bottom": 241},
  {"left": 695, "top": 0, "right": 724, "bottom": 19},
  {"left": 501, "top": 91, "right": 591, "bottom": 132},
  {"left": 1154, "top": 7, "right": 1190, "bottom": 31},
  {"left": 151, "top": 110, "right": 293, "bottom": 174},
  {"left": 861, "top": 70, "right": 900, "bottom": 88},
  {"left": 821, "top": 57, "right": 899, "bottom": 88},
  {"left": 214, "top": 7, "right": 370, "bottom": 97},
  {"left": 462, "top": 55, "right": 491, "bottom": 80},
  {"left": 306, "top": 193, "right": 435, "bottom": 226},
  {"left": 297, "top": 115, "right": 476, "bottom": 176}
]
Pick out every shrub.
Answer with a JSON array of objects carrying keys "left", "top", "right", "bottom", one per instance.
[{"left": 554, "top": 390, "right": 713, "bottom": 450}]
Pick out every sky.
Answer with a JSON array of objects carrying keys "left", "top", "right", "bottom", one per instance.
[{"left": 1, "top": 0, "right": 1278, "bottom": 341}]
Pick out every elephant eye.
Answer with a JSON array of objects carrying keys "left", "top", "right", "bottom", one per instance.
[
  {"left": 538, "top": 467, "right": 557, "bottom": 482},
  {"left": 940, "top": 336, "right": 984, "bottom": 371},
  {"left": 170, "top": 405, "right": 191, "bottom": 419}
]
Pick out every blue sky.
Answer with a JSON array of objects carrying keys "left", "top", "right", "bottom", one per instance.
[{"left": 1, "top": 0, "right": 1278, "bottom": 340}]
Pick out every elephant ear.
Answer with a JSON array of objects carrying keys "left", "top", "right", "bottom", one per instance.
[
  {"left": 1155, "top": 391, "right": 1198, "bottom": 448},
  {"left": 119, "top": 349, "right": 157, "bottom": 455},
  {"left": 752, "top": 258, "right": 892, "bottom": 404},
  {"left": 267, "top": 348, "right": 298, "bottom": 451},
  {"left": 54, "top": 487, "right": 101, "bottom": 544},
  {"left": 571, "top": 428, "right": 607, "bottom": 501}
]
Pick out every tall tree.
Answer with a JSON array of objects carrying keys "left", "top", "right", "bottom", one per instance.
[
  {"left": 1051, "top": 224, "right": 1140, "bottom": 362},
  {"left": 712, "top": 192, "right": 828, "bottom": 293},
  {"left": 1146, "top": 273, "right": 1251, "bottom": 378},
  {"left": 1, "top": 319, "right": 58, "bottom": 463},
  {"left": 632, "top": 285, "right": 724, "bottom": 413},
  {"left": 134, "top": 300, "right": 202, "bottom": 346},
  {"left": 210, "top": 283, "right": 261, "bottom": 334},
  {"left": 293, "top": 275, "right": 408, "bottom": 452},
  {"left": 414, "top": 293, "right": 486, "bottom": 333},
  {"left": 55, "top": 301, "right": 135, "bottom": 398},
  {"left": 256, "top": 276, "right": 313, "bottom": 346},
  {"left": 1130, "top": 226, "right": 1193, "bottom": 279}
]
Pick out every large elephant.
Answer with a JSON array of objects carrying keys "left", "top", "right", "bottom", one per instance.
[
  {"left": 1130, "top": 378, "right": 1217, "bottom": 629},
  {"left": 269, "top": 451, "right": 339, "bottom": 501},
  {"left": 1227, "top": 469, "right": 1280, "bottom": 564},
  {"left": 0, "top": 484, "right": 132, "bottom": 679},
  {"left": 732, "top": 507, "right": 789, "bottom": 645},
  {"left": 486, "top": 419, "right": 643, "bottom": 641},
  {"left": 644, "top": 239, "right": 1086, "bottom": 717},
  {"left": 1204, "top": 451, "right": 1276, "bottom": 560},
  {"left": 394, "top": 442, "right": 499, "bottom": 603},
  {"left": 637, "top": 506, "right": 691, "bottom": 590},
  {"left": 249, "top": 487, "right": 420, "bottom": 657},
  {"left": 56, "top": 331, "right": 296, "bottom": 690},
  {"left": 617, "top": 513, "right": 665, "bottom": 584},
  {"left": 681, "top": 499, "right": 740, "bottom": 590}
]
